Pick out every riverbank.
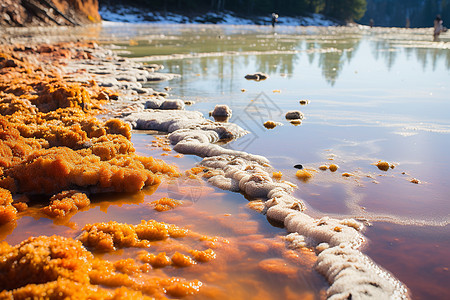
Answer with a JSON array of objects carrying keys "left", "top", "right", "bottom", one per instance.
[{"left": 99, "top": 6, "right": 340, "bottom": 26}]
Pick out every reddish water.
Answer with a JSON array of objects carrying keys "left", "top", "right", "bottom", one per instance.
[{"left": 1, "top": 133, "right": 328, "bottom": 299}]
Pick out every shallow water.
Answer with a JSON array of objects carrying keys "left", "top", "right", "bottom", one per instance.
[
  {"left": 99, "top": 24, "right": 450, "bottom": 299},
  {"left": 2, "top": 24, "right": 450, "bottom": 299},
  {"left": 3, "top": 133, "right": 328, "bottom": 299}
]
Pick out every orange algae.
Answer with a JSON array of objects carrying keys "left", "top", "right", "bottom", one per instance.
[
  {"left": 151, "top": 197, "right": 183, "bottom": 212},
  {"left": 41, "top": 190, "right": 90, "bottom": 218},
  {"left": 328, "top": 164, "right": 339, "bottom": 172},
  {"left": 172, "top": 252, "right": 197, "bottom": 267},
  {"left": 375, "top": 161, "right": 390, "bottom": 171},
  {"left": 1, "top": 146, "right": 170, "bottom": 194},
  {"left": 0, "top": 234, "right": 204, "bottom": 299},
  {"left": 164, "top": 278, "right": 203, "bottom": 297},
  {"left": 79, "top": 221, "right": 149, "bottom": 252},
  {"left": 0, "top": 278, "right": 152, "bottom": 300},
  {"left": 79, "top": 220, "right": 191, "bottom": 252},
  {"left": 0, "top": 236, "right": 92, "bottom": 290},
  {"left": 272, "top": 171, "right": 282, "bottom": 179},
  {"left": 12, "top": 201, "right": 28, "bottom": 212},
  {"left": 185, "top": 166, "right": 205, "bottom": 179},
  {"left": 295, "top": 169, "right": 315, "bottom": 182},
  {"left": 135, "top": 219, "right": 189, "bottom": 240},
  {"left": 88, "top": 257, "right": 203, "bottom": 298},
  {"left": 189, "top": 249, "right": 217, "bottom": 262},
  {"left": 0, "top": 187, "right": 17, "bottom": 225},
  {"left": 0, "top": 44, "right": 179, "bottom": 211},
  {"left": 139, "top": 252, "right": 172, "bottom": 268}
]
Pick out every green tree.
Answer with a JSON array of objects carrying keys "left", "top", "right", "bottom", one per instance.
[{"left": 324, "top": 0, "right": 367, "bottom": 22}]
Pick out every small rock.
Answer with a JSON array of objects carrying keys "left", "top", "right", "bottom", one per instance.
[
  {"left": 211, "top": 105, "right": 232, "bottom": 118},
  {"left": 285, "top": 110, "right": 304, "bottom": 120},
  {"left": 263, "top": 121, "right": 277, "bottom": 129},
  {"left": 290, "top": 120, "right": 302, "bottom": 126},
  {"left": 245, "top": 72, "right": 269, "bottom": 81},
  {"left": 161, "top": 99, "right": 185, "bottom": 110},
  {"left": 329, "top": 164, "right": 339, "bottom": 172},
  {"left": 299, "top": 100, "right": 310, "bottom": 105},
  {"left": 96, "top": 91, "right": 109, "bottom": 101}
]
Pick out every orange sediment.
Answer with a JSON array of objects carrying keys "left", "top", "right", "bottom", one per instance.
[
  {"left": 79, "top": 220, "right": 192, "bottom": 252},
  {"left": 151, "top": 197, "right": 183, "bottom": 212},
  {"left": 0, "top": 43, "right": 180, "bottom": 223},
  {"left": 0, "top": 235, "right": 205, "bottom": 299},
  {"left": 0, "top": 187, "right": 17, "bottom": 225},
  {"left": 295, "top": 169, "right": 316, "bottom": 182},
  {"left": 41, "top": 190, "right": 90, "bottom": 218}
]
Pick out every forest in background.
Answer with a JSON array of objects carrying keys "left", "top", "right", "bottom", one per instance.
[
  {"left": 360, "top": 0, "right": 450, "bottom": 28},
  {"left": 99, "top": 0, "right": 367, "bottom": 22},
  {"left": 99, "top": 0, "right": 450, "bottom": 27}
]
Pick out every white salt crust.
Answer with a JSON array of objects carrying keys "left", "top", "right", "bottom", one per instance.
[
  {"left": 68, "top": 49, "right": 410, "bottom": 299},
  {"left": 122, "top": 104, "right": 409, "bottom": 299}
]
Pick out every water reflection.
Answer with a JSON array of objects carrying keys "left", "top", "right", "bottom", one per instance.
[
  {"left": 109, "top": 24, "right": 450, "bottom": 300},
  {"left": 370, "top": 35, "right": 450, "bottom": 71},
  {"left": 114, "top": 26, "right": 450, "bottom": 88}
]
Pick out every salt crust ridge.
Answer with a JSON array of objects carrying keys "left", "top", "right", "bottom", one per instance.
[
  {"left": 66, "top": 49, "right": 409, "bottom": 299},
  {"left": 121, "top": 106, "right": 409, "bottom": 299}
]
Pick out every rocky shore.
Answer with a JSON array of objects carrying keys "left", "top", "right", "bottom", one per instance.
[{"left": 0, "top": 0, "right": 100, "bottom": 27}]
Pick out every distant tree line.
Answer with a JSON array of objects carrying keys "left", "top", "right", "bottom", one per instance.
[
  {"left": 361, "top": 0, "right": 450, "bottom": 27},
  {"left": 99, "top": 0, "right": 367, "bottom": 22}
]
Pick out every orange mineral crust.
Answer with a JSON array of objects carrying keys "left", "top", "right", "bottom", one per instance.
[
  {"left": 0, "top": 187, "right": 17, "bottom": 225},
  {"left": 0, "top": 235, "right": 204, "bottom": 299},
  {"left": 151, "top": 197, "right": 183, "bottom": 212},
  {"left": 0, "top": 44, "right": 180, "bottom": 201},
  {"left": 139, "top": 251, "right": 172, "bottom": 268},
  {"left": 41, "top": 190, "right": 90, "bottom": 218},
  {"left": 79, "top": 220, "right": 191, "bottom": 252},
  {"left": 0, "top": 236, "right": 93, "bottom": 290}
]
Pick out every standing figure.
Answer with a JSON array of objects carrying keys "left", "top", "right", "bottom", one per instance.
[
  {"left": 434, "top": 15, "right": 444, "bottom": 41},
  {"left": 271, "top": 13, "right": 278, "bottom": 28}
]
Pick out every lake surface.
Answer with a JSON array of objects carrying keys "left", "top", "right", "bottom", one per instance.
[
  {"left": 104, "top": 24, "right": 450, "bottom": 299},
  {"left": 3, "top": 23, "right": 450, "bottom": 299}
]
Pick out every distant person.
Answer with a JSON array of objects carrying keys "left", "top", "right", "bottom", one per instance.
[
  {"left": 369, "top": 19, "right": 374, "bottom": 28},
  {"left": 271, "top": 13, "right": 278, "bottom": 28},
  {"left": 433, "top": 15, "right": 447, "bottom": 41},
  {"left": 406, "top": 17, "right": 410, "bottom": 29}
]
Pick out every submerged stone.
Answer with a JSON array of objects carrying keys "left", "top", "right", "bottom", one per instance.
[{"left": 244, "top": 72, "right": 269, "bottom": 81}]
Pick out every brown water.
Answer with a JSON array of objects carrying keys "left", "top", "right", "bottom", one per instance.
[{"left": 2, "top": 24, "right": 450, "bottom": 299}]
